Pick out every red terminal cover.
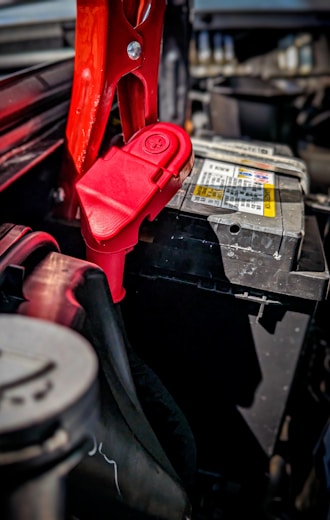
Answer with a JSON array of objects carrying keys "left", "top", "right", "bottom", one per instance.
[{"left": 76, "top": 122, "right": 194, "bottom": 302}]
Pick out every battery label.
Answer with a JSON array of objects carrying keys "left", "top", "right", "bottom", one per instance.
[{"left": 192, "top": 159, "right": 276, "bottom": 217}]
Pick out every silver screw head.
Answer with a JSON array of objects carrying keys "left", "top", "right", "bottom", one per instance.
[{"left": 127, "top": 41, "right": 142, "bottom": 60}]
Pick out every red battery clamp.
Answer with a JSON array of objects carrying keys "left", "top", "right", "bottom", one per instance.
[{"left": 58, "top": 0, "right": 194, "bottom": 302}]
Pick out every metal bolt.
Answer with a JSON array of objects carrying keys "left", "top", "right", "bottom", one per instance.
[{"left": 127, "top": 41, "right": 142, "bottom": 60}]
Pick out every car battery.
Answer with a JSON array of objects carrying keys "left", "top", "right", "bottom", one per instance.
[
  {"left": 121, "top": 136, "right": 330, "bottom": 470},
  {"left": 169, "top": 135, "right": 324, "bottom": 301}
]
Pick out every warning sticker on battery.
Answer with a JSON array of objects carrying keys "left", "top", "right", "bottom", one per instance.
[{"left": 191, "top": 159, "right": 276, "bottom": 217}]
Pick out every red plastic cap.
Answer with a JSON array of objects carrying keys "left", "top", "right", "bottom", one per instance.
[{"left": 76, "top": 122, "right": 194, "bottom": 302}]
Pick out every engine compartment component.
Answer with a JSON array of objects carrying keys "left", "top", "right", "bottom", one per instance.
[
  {"left": 1, "top": 1, "right": 330, "bottom": 519},
  {"left": 121, "top": 135, "right": 328, "bottom": 460},
  {"left": 0, "top": 314, "right": 98, "bottom": 520},
  {"left": 0, "top": 222, "right": 194, "bottom": 520}
]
